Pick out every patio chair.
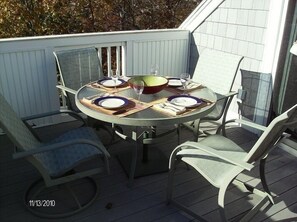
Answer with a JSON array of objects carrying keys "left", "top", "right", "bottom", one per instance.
[
  {"left": 167, "top": 104, "right": 297, "bottom": 221},
  {"left": 54, "top": 47, "right": 103, "bottom": 112},
  {"left": 187, "top": 49, "right": 243, "bottom": 140},
  {"left": 217, "top": 70, "right": 273, "bottom": 136},
  {"left": 0, "top": 92, "right": 110, "bottom": 218},
  {"left": 54, "top": 47, "right": 114, "bottom": 141}
]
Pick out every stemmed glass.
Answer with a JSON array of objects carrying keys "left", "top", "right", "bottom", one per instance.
[
  {"left": 180, "top": 73, "right": 190, "bottom": 94},
  {"left": 111, "top": 70, "right": 119, "bottom": 92},
  {"left": 132, "top": 80, "right": 144, "bottom": 103},
  {"left": 150, "top": 64, "right": 159, "bottom": 76}
]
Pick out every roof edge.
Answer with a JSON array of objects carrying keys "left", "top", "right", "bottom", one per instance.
[{"left": 179, "top": 0, "right": 225, "bottom": 32}]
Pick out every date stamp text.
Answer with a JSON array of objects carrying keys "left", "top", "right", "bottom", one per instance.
[{"left": 28, "top": 199, "right": 55, "bottom": 207}]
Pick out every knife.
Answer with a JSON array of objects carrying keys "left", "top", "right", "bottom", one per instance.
[{"left": 112, "top": 108, "right": 132, "bottom": 115}]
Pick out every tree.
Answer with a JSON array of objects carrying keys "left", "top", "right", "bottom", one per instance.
[{"left": 0, "top": 0, "right": 201, "bottom": 38}]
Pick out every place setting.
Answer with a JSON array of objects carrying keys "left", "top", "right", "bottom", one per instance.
[
  {"left": 152, "top": 94, "right": 210, "bottom": 116},
  {"left": 166, "top": 73, "right": 203, "bottom": 93},
  {"left": 88, "top": 71, "right": 130, "bottom": 93},
  {"left": 80, "top": 78, "right": 152, "bottom": 117}
]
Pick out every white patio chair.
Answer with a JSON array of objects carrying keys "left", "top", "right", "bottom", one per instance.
[
  {"left": 167, "top": 104, "right": 297, "bottom": 221},
  {"left": 0, "top": 92, "right": 110, "bottom": 218},
  {"left": 186, "top": 49, "right": 243, "bottom": 140}
]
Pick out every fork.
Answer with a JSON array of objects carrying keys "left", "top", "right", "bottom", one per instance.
[{"left": 159, "top": 103, "right": 182, "bottom": 112}]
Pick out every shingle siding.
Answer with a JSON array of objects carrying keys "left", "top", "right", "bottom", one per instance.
[
  {"left": 189, "top": 0, "right": 273, "bottom": 126},
  {"left": 189, "top": 0, "right": 270, "bottom": 79}
]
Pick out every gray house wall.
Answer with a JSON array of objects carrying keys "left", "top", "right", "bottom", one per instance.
[
  {"left": 189, "top": 0, "right": 270, "bottom": 78},
  {"left": 188, "top": 0, "right": 276, "bottom": 126}
]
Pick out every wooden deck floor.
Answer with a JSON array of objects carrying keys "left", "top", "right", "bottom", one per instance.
[{"left": 0, "top": 122, "right": 297, "bottom": 222}]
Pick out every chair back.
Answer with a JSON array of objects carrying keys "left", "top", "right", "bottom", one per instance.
[
  {"left": 245, "top": 104, "right": 297, "bottom": 163},
  {"left": 192, "top": 49, "right": 243, "bottom": 95},
  {"left": 193, "top": 49, "right": 243, "bottom": 121},
  {"left": 54, "top": 47, "right": 103, "bottom": 111},
  {"left": 238, "top": 70, "right": 273, "bottom": 126},
  {"left": 0, "top": 93, "right": 41, "bottom": 151}
]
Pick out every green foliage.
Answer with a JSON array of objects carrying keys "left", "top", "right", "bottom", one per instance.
[{"left": 0, "top": 0, "right": 200, "bottom": 38}]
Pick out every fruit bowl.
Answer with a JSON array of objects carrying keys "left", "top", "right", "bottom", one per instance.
[{"left": 128, "top": 75, "right": 168, "bottom": 94}]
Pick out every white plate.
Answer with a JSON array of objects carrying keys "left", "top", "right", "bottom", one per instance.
[
  {"left": 101, "top": 79, "right": 123, "bottom": 87},
  {"left": 168, "top": 95, "right": 202, "bottom": 108},
  {"left": 94, "top": 97, "right": 128, "bottom": 109}
]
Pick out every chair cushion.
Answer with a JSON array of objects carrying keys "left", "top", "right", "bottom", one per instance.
[{"left": 35, "top": 127, "right": 106, "bottom": 177}]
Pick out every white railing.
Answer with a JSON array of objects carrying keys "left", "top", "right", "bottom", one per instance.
[
  {"left": 95, "top": 43, "right": 125, "bottom": 77},
  {"left": 0, "top": 29, "right": 190, "bottom": 125}
]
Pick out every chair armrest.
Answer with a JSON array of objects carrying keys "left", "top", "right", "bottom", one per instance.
[
  {"left": 21, "top": 110, "right": 86, "bottom": 142},
  {"left": 13, "top": 138, "right": 110, "bottom": 160},
  {"left": 234, "top": 119, "right": 267, "bottom": 131},
  {"left": 22, "top": 110, "right": 81, "bottom": 121},
  {"left": 22, "top": 110, "right": 87, "bottom": 126},
  {"left": 22, "top": 110, "right": 86, "bottom": 123},
  {"left": 171, "top": 141, "right": 253, "bottom": 171},
  {"left": 56, "top": 85, "right": 76, "bottom": 95},
  {"left": 223, "top": 119, "right": 267, "bottom": 131},
  {"left": 224, "top": 91, "right": 238, "bottom": 97},
  {"left": 216, "top": 91, "right": 237, "bottom": 101},
  {"left": 217, "top": 117, "right": 267, "bottom": 135}
]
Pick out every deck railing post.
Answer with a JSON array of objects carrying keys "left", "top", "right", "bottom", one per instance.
[{"left": 121, "top": 44, "right": 127, "bottom": 76}]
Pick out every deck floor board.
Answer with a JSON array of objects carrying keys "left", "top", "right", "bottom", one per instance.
[{"left": 0, "top": 123, "right": 296, "bottom": 221}]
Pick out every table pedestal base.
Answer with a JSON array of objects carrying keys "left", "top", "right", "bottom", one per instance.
[{"left": 117, "top": 148, "right": 168, "bottom": 178}]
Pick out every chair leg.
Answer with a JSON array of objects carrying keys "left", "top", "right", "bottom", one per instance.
[
  {"left": 166, "top": 169, "right": 174, "bottom": 204},
  {"left": 24, "top": 177, "right": 99, "bottom": 218},
  {"left": 128, "top": 137, "right": 138, "bottom": 187},
  {"left": 167, "top": 158, "right": 177, "bottom": 204},
  {"left": 221, "top": 95, "right": 234, "bottom": 137},
  {"left": 26, "top": 178, "right": 46, "bottom": 200},
  {"left": 232, "top": 178, "right": 273, "bottom": 221},
  {"left": 65, "top": 183, "right": 82, "bottom": 209},
  {"left": 218, "top": 181, "right": 230, "bottom": 222},
  {"left": 192, "top": 119, "right": 201, "bottom": 142},
  {"left": 177, "top": 124, "right": 181, "bottom": 145},
  {"left": 110, "top": 124, "right": 123, "bottom": 145},
  {"left": 260, "top": 157, "right": 274, "bottom": 204}
]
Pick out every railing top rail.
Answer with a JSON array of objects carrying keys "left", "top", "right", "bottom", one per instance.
[{"left": 0, "top": 28, "right": 187, "bottom": 43}]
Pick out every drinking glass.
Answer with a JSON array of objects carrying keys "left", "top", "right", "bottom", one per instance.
[
  {"left": 150, "top": 64, "right": 159, "bottom": 76},
  {"left": 180, "top": 73, "right": 190, "bottom": 94},
  {"left": 133, "top": 80, "right": 144, "bottom": 103},
  {"left": 111, "top": 70, "right": 119, "bottom": 91}
]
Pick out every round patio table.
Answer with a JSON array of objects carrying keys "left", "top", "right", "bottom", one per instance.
[{"left": 75, "top": 82, "right": 217, "bottom": 186}]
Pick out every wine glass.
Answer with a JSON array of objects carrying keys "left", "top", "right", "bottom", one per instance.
[
  {"left": 150, "top": 64, "right": 159, "bottom": 76},
  {"left": 180, "top": 73, "right": 190, "bottom": 94},
  {"left": 111, "top": 70, "right": 119, "bottom": 91},
  {"left": 133, "top": 80, "right": 144, "bottom": 103}
]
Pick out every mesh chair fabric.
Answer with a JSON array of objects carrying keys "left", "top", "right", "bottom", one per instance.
[
  {"left": 239, "top": 69, "right": 273, "bottom": 125},
  {"left": 0, "top": 92, "right": 108, "bottom": 177},
  {"left": 192, "top": 49, "right": 243, "bottom": 95},
  {"left": 35, "top": 127, "right": 104, "bottom": 177},
  {"left": 0, "top": 93, "right": 41, "bottom": 150},
  {"left": 245, "top": 104, "right": 297, "bottom": 162},
  {"left": 192, "top": 49, "right": 243, "bottom": 121},
  {"left": 54, "top": 47, "right": 103, "bottom": 111}
]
